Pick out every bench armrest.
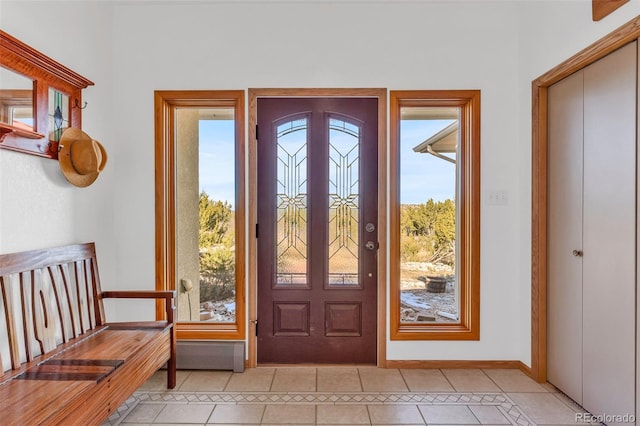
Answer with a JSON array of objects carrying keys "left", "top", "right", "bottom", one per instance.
[
  {"left": 101, "top": 289, "right": 177, "bottom": 389},
  {"left": 102, "top": 290, "right": 175, "bottom": 300},
  {"left": 101, "top": 290, "right": 176, "bottom": 324}
]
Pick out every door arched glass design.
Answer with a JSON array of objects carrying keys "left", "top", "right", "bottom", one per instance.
[
  {"left": 328, "top": 116, "right": 361, "bottom": 286},
  {"left": 276, "top": 116, "right": 309, "bottom": 286}
]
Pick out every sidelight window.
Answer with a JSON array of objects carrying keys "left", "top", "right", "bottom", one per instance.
[
  {"left": 390, "top": 90, "right": 480, "bottom": 340},
  {"left": 155, "top": 90, "right": 246, "bottom": 340}
]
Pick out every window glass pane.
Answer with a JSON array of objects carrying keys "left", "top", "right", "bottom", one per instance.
[
  {"left": 328, "top": 118, "right": 360, "bottom": 285},
  {"left": 176, "top": 107, "right": 236, "bottom": 323},
  {"left": 276, "top": 119, "right": 308, "bottom": 285},
  {"left": 399, "top": 107, "right": 459, "bottom": 323},
  {"left": 48, "top": 88, "right": 68, "bottom": 141}
]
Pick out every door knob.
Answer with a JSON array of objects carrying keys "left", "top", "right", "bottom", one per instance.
[
  {"left": 572, "top": 249, "right": 583, "bottom": 257},
  {"left": 365, "top": 241, "right": 379, "bottom": 251}
]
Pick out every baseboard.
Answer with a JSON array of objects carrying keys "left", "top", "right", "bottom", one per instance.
[{"left": 176, "top": 340, "right": 245, "bottom": 372}]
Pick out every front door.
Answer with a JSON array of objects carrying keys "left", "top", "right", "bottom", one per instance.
[{"left": 257, "top": 97, "right": 378, "bottom": 364}]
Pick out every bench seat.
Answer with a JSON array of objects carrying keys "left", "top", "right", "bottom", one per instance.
[{"left": 0, "top": 243, "right": 176, "bottom": 425}]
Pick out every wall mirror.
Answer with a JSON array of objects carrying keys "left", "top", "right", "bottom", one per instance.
[
  {"left": 0, "top": 30, "right": 93, "bottom": 159},
  {"left": 0, "top": 66, "right": 34, "bottom": 132}
]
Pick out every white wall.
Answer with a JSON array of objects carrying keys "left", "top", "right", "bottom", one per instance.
[
  {"left": 1, "top": 0, "right": 635, "bottom": 365},
  {"left": 110, "top": 0, "right": 524, "bottom": 361},
  {"left": 0, "top": 1, "right": 117, "bottom": 289}
]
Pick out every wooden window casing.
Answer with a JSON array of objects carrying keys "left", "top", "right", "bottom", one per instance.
[
  {"left": 389, "top": 90, "right": 480, "bottom": 340},
  {"left": 155, "top": 90, "right": 246, "bottom": 340}
]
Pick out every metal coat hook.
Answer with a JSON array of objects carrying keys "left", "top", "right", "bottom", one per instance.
[{"left": 74, "top": 99, "right": 88, "bottom": 109}]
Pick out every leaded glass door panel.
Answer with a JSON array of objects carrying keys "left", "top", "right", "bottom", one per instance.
[{"left": 257, "top": 97, "right": 378, "bottom": 364}]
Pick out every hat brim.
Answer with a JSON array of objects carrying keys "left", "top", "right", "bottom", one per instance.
[{"left": 58, "top": 128, "right": 107, "bottom": 188}]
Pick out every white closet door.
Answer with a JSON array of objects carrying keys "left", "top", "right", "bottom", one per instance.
[
  {"left": 583, "top": 41, "right": 637, "bottom": 422},
  {"left": 547, "top": 69, "right": 584, "bottom": 405}
]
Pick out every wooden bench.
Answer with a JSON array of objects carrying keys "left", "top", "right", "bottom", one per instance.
[{"left": 0, "top": 242, "right": 176, "bottom": 425}]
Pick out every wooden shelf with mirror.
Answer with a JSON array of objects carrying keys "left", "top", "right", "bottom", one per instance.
[{"left": 0, "top": 30, "right": 93, "bottom": 159}]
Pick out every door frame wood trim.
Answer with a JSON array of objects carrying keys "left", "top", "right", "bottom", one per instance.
[
  {"left": 592, "top": 0, "right": 629, "bottom": 21},
  {"left": 248, "top": 88, "right": 387, "bottom": 368},
  {"left": 531, "top": 15, "right": 640, "bottom": 382}
]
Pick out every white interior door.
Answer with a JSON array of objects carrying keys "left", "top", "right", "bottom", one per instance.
[
  {"left": 548, "top": 41, "right": 637, "bottom": 424},
  {"left": 547, "top": 68, "right": 584, "bottom": 405},
  {"left": 582, "top": 40, "right": 636, "bottom": 423}
]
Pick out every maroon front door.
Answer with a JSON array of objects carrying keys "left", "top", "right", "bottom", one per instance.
[{"left": 257, "top": 97, "right": 378, "bottom": 364}]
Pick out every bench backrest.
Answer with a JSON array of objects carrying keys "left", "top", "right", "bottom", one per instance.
[{"left": 0, "top": 243, "right": 106, "bottom": 378}]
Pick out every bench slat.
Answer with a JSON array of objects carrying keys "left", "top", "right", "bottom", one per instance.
[
  {"left": 32, "top": 268, "right": 58, "bottom": 354},
  {"left": 0, "top": 276, "right": 20, "bottom": 370},
  {"left": 58, "top": 262, "right": 80, "bottom": 340},
  {"left": 16, "top": 370, "right": 114, "bottom": 383}
]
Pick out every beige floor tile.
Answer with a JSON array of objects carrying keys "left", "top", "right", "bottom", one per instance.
[
  {"left": 508, "top": 392, "right": 584, "bottom": 424},
  {"left": 154, "top": 424, "right": 209, "bottom": 426},
  {"left": 225, "top": 368, "right": 276, "bottom": 391},
  {"left": 270, "top": 367, "right": 317, "bottom": 391},
  {"left": 418, "top": 405, "right": 479, "bottom": 424},
  {"left": 368, "top": 405, "right": 425, "bottom": 425},
  {"left": 316, "top": 404, "right": 370, "bottom": 424},
  {"left": 541, "top": 381, "right": 560, "bottom": 392},
  {"left": 317, "top": 367, "right": 362, "bottom": 392},
  {"left": 468, "top": 405, "right": 511, "bottom": 424},
  {"left": 482, "top": 368, "right": 548, "bottom": 392},
  {"left": 400, "top": 369, "right": 454, "bottom": 392},
  {"left": 207, "top": 404, "right": 266, "bottom": 424},
  {"left": 156, "top": 403, "right": 216, "bottom": 423},
  {"left": 178, "top": 370, "right": 232, "bottom": 391},
  {"left": 122, "top": 402, "right": 165, "bottom": 423},
  {"left": 358, "top": 367, "right": 408, "bottom": 391},
  {"left": 138, "top": 370, "right": 191, "bottom": 391},
  {"left": 551, "top": 391, "right": 589, "bottom": 413},
  {"left": 123, "top": 367, "right": 586, "bottom": 426},
  {"left": 441, "top": 369, "right": 501, "bottom": 392},
  {"left": 261, "top": 405, "right": 316, "bottom": 424}
]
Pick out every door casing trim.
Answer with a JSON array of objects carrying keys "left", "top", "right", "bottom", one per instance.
[{"left": 248, "top": 88, "right": 387, "bottom": 368}]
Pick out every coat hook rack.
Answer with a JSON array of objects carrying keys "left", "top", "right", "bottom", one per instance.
[{"left": 74, "top": 99, "right": 88, "bottom": 109}]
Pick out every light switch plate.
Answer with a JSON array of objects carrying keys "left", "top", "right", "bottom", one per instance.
[{"left": 487, "top": 190, "right": 508, "bottom": 206}]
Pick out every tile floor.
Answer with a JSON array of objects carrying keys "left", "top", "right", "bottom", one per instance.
[{"left": 104, "top": 367, "right": 596, "bottom": 425}]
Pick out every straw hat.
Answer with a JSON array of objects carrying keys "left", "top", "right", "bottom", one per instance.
[{"left": 58, "top": 128, "right": 108, "bottom": 188}]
